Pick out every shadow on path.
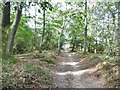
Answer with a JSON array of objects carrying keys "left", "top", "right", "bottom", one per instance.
[{"left": 51, "top": 50, "right": 107, "bottom": 88}]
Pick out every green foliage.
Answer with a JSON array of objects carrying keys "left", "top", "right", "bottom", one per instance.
[
  {"left": 41, "top": 58, "right": 55, "bottom": 64},
  {"left": 40, "top": 1, "right": 53, "bottom": 11},
  {"left": 2, "top": 53, "right": 18, "bottom": 65},
  {"left": 42, "top": 50, "right": 48, "bottom": 54},
  {"left": 107, "top": 77, "right": 120, "bottom": 88},
  {"left": 13, "top": 16, "right": 33, "bottom": 54},
  {"left": 2, "top": 54, "right": 19, "bottom": 88}
]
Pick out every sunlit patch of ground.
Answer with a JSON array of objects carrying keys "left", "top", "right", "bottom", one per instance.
[
  {"left": 59, "top": 61, "right": 79, "bottom": 66},
  {"left": 56, "top": 68, "right": 96, "bottom": 76}
]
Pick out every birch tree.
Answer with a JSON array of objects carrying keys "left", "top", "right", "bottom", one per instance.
[{"left": 84, "top": 0, "right": 87, "bottom": 54}]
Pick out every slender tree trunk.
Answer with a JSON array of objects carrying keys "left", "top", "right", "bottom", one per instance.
[
  {"left": 6, "top": 3, "right": 23, "bottom": 54},
  {"left": 0, "top": 3, "right": 2, "bottom": 57},
  {"left": 84, "top": 0, "right": 87, "bottom": 54},
  {"left": 107, "top": 15, "right": 111, "bottom": 55},
  {"left": 58, "top": 29, "right": 64, "bottom": 54},
  {"left": 88, "top": 42, "right": 91, "bottom": 52},
  {"left": 114, "top": 1, "right": 120, "bottom": 82},
  {"left": 102, "top": 14, "right": 106, "bottom": 54},
  {"left": 116, "top": 2, "right": 120, "bottom": 56},
  {"left": 34, "top": 3, "right": 37, "bottom": 50},
  {"left": 71, "top": 42, "right": 75, "bottom": 52},
  {"left": 71, "top": 37, "right": 76, "bottom": 52},
  {"left": 95, "top": 39, "right": 97, "bottom": 53},
  {"left": 2, "top": 0, "right": 10, "bottom": 28},
  {"left": 112, "top": 13, "right": 116, "bottom": 56},
  {"left": 40, "top": 5, "right": 45, "bottom": 52}
]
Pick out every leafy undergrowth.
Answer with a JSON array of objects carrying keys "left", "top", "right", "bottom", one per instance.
[
  {"left": 2, "top": 50, "right": 56, "bottom": 89},
  {"left": 78, "top": 52, "right": 119, "bottom": 88}
]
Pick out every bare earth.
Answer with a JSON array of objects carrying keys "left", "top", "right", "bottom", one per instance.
[{"left": 50, "top": 50, "right": 107, "bottom": 88}]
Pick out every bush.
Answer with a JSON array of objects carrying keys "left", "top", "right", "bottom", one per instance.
[
  {"left": 42, "top": 50, "right": 48, "bottom": 54},
  {"left": 41, "top": 58, "right": 55, "bottom": 64}
]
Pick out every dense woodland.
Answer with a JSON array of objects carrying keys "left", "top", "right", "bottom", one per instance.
[{"left": 1, "top": 0, "right": 120, "bottom": 89}]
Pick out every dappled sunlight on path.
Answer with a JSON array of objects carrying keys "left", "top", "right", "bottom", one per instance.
[
  {"left": 59, "top": 61, "right": 79, "bottom": 66},
  {"left": 56, "top": 68, "right": 95, "bottom": 76},
  {"left": 51, "top": 50, "right": 107, "bottom": 88}
]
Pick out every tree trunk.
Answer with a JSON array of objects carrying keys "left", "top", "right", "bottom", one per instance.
[
  {"left": 71, "top": 41, "right": 75, "bottom": 52},
  {"left": 95, "top": 39, "right": 97, "bottom": 53},
  {"left": 112, "top": 12, "right": 116, "bottom": 56},
  {"left": 6, "top": 3, "right": 23, "bottom": 54},
  {"left": 0, "top": 2, "right": 2, "bottom": 56},
  {"left": 84, "top": 0, "right": 87, "bottom": 54},
  {"left": 40, "top": 6, "right": 46, "bottom": 52},
  {"left": 1, "top": 1, "right": 10, "bottom": 52},
  {"left": 107, "top": 15, "right": 111, "bottom": 55},
  {"left": 58, "top": 29, "right": 64, "bottom": 54},
  {"left": 34, "top": 3, "right": 37, "bottom": 50},
  {"left": 88, "top": 42, "right": 91, "bottom": 52},
  {"left": 2, "top": 0, "right": 10, "bottom": 28},
  {"left": 115, "top": 2, "right": 120, "bottom": 56},
  {"left": 71, "top": 37, "right": 76, "bottom": 52}
]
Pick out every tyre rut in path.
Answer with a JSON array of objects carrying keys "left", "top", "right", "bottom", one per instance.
[{"left": 51, "top": 50, "right": 106, "bottom": 88}]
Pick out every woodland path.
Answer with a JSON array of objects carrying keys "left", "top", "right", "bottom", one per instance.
[{"left": 50, "top": 50, "right": 107, "bottom": 88}]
